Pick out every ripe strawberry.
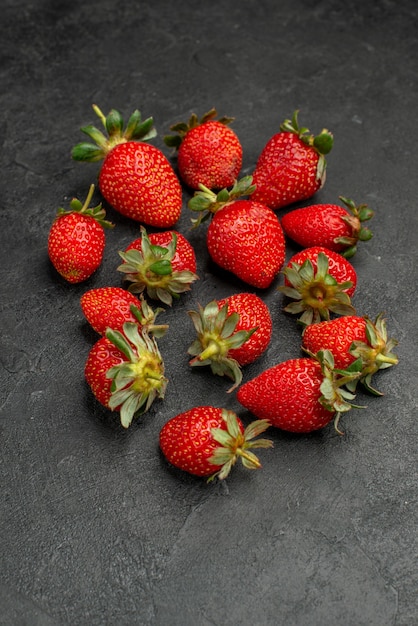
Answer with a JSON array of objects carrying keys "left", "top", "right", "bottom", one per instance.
[
  {"left": 188, "top": 176, "right": 286, "bottom": 288},
  {"left": 251, "top": 110, "right": 333, "bottom": 210},
  {"left": 80, "top": 287, "right": 168, "bottom": 337},
  {"left": 237, "top": 350, "right": 362, "bottom": 434},
  {"left": 117, "top": 227, "right": 198, "bottom": 305},
  {"left": 188, "top": 293, "right": 273, "bottom": 391},
  {"left": 279, "top": 246, "right": 357, "bottom": 325},
  {"left": 48, "top": 184, "right": 113, "bottom": 284},
  {"left": 164, "top": 108, "right": 243, "bottom": 190},
  {"left": 85, "top": 322, "right": 167, "bottom": 428},
  {"left": 72, "top": 105, "right": 182, "bottom": 227},
  {"left": 159, "top": 406, "right": 272, "bottom": 481},
  {"left": 281, "top": 196, "right": 374, "bottom": 258},
  {"left": 302, "top": 313, "right": 398, "bottom": 394}
]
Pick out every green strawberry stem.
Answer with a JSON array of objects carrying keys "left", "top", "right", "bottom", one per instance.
[
  {"left": 57, "top": 184, "right": 114, "bottom": 229},
  {"left": 164, "top": 108, "right": 235, "bottom": 149},
  {"left": 335, "top": 196, "right": 374, "bottom": 258},
  {"left": 188, "top": 176, "right": 256, "bottom": 227}
]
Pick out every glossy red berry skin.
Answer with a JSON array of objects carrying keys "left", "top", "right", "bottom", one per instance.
[
  {"left": 126, "top": 230, "right": 197, "bottom": 274},
  {"left": 80, "top": 287, "right": 142, "bottom": 335},
  {"left": 84, "top": 337, "right": 126, "bottom": 409}
]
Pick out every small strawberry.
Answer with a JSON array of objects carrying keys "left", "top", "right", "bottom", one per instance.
[
  {"left": 281, "top": 196, "right": 374, "bottom": 258},
  {"left": 237, "top": 350, "right": 362, "bottom": 434},
  {"left": 117, "top": 227, "right": 198, "bottom": 305},
  {"left": 80, "top": 287, "right": 168, "bottom": 337},
  {"left": 279, "top": 247, "right": 357, "bottom": 325},
  {"left": 85, "top": 322, "right": 167, "bottom": 428},
  {"left": 188, "top": 293, "right": 273, "bottom": 391},
  {"left": 159, "top": 406, "right": 272, "bottom": 481},
  {"left": 48, "top": 184, "right": 113, "bottom": 284},
  {"left": 164, "top": 108, "right": 243, "bottom": 190},
  {"left": 188, "top": 176, "right": 286, "bottom": 288},
  {"left": 72, "top": 105, "right": 182, "bottom": 227},
  {"left": 251, "top": 110, "right": 333, "bottom": 210},
  {"left": 302, "top": 313, "right": 399, "bottom": 394}
]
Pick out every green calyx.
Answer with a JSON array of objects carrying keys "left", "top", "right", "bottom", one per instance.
[
  {"left": 188, "top": 300, "right": 258, "bottom": 392},
  {"left": 207, "top": 409, "right": 273, "bottom": 482},
  {"left": 279, "top": 252, "right": 356, "bottom": 326},
  {"left": 105, "top": 322, "right": 167, "bottom": 429},
  {"left": 188, "top": 176, "right": 256, "bottom": 227},
  {"left": 57, "top": 183, "right": 114, "bottom": 229},
  {"left": 335, "top": 196, "right": 375, "bottom": 258},
  {"left": 163, "top": 107, "right": 235, "bottom": 149},
  {"left": 129, "top": 297, "right": 168, "bottom": 339},
  {"left": 117, "top": 227, "right": 198, "bottom": 306},
  {"left": 71, "top": 104, "right": 157, "bottom": 162}
]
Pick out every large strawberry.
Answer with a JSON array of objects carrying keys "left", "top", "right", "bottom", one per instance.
[
  {"left": 117, "top": 227, "right": 198, "bottom": 305},
  {"left": 188, "top": 293, "right": 273, "bottom": 391},
  {"left": 164, "top": 108, "right": 243, "bottom": 190},
  {"left": 159, "top": 406, "right": 272, "bottom": 481},
  {"left": 251, "top": 110, "right": 333, "bottom": 210},
  {"left": 237, "top": 350, "right": 362, "bottom": 434},
  {"left": 279, "top": 247, "right": 357, "bottom": 325},
  {"left": 80, "top": 287, "right": 168, "bottom": 337},
  {"left": 85, "top": 322, "right": 167, "bottom": 428},
  {"left": 302, "top": 313, "right": 398, "bottom": 394},
  {"left": 281, "top": 196, "right": 374, "bottom": 258},
  {"left": 188, "top": 176, "right": 286, "bottom": 288},
  {"left": 48, "top": 184, "right": 113, "bottom": 284},
  {"left": 72, "top": 105, "right": 182, "bottom": 227}
]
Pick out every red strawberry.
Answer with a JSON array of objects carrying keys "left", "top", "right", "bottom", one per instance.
[
  {"left": 72, "top": 105, "right": 182, "bottom": 227},
  {"left": 237, "top": 350, "right": 362, "bottom": 434},
  {"left": 281, "top": 197, "right": 374, "bottom": 258},
  {"left": 188, "top": 293, "right": 273, "bottom": 391},
  {"left": 188, "top": 176, "right": 286, "bottom": 288},
  {"left": 302, "top": 313, "right": 398, "bottom": 394},
  {"left": 85, "top": 322, "right": 167, "bottom": 428},
  {"left": 279, "top": 246, "right": 357, "bottom": 325},
  {"left": 164, "top": 108, "right": 243, "bottom": 190},
  {"left": 80, "top": 287, "right": 168, "bottom": 337},
  {"left": 48, "top": 184, "right": 113, "bottom": 284},
  {"left": 117, "top": 227, "right": 198, "bottom": 305},
  {"left": 159, "top": 406, "right": 272, "bottom": 481},
  {"left": 251, "top": 110, "right": 333, "bottom": 210}
]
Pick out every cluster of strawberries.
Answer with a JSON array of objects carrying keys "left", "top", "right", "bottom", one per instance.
[{"left": 47, "top": 106, "right": 398, "bottom": 482}]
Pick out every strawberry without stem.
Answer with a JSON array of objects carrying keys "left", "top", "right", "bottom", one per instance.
[
  {"left": 159, "top": 406, "right": 272, "bottom": 481},
  {"left": 188, "top": 293, "right": 273, "bottom": 391},
  {"left": 72, "top": 105, "right": 182, "bottom": 227},
  {"left": 48, "top": 184, "right": 113, "bottom": 284}
]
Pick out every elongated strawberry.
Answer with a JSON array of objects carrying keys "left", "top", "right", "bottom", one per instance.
[
  {"left": 251, "top": 110, "right": 333, "bottom": 210},
  {"left": 281, "top": 197, "right": 374, "bottom": 258},
  {"left": 117, "top": 227, "right": 198, "bottom": 305},
  {"left": 164, "top": 108, "right": 243, "bottom": 190},
  {"left": 237, "top": 350, "right": 362, "bottom": 434},
  {"left": 85, "top": 322, "right": 167, "bottom": 428},
  {"left": 279, "top": 247, "right": 357, "bottom": 325},
  {"left": 302, "top": 313, "right": 398, "bottom": 394},
  {"left": 80, "top": 287, "right": 168, "bottom": 337},
  {"left": 188, "top": 293, "right": 273, "bottom": 391},
  {"left": 48, "top": 184, "right": 113, "bottom": 284},
  {"left": 72, "top": 105, "right": 182, "bottom": 227},
  {"left": 188, "top": 176, "right": 286, "bottom": 288},
  {"left": 159, "top": 406, "right": 272, "bottom": 481}
]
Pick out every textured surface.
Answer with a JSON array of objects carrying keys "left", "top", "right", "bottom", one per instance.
[{"left": 1, "top": 1, "right": 417, "bottom": 625}]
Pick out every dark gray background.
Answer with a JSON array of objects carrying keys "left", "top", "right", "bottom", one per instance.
[{"left": 1, "top": 1, "right": 417, "bottom": 625}]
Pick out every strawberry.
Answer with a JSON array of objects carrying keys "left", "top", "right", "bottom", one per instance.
[
  {"left": 48, "top": 184, "right": 113, "bottom": 284},
  {"left": 117, "top": 227, "right": 198, "bottom": 305},
  {"left": 85, "top": 322, "right": 167, "bottom": 428},
  {"left": 279, "top": 247, "right": 357, "bottom": 325},
  {"left": 251, "top": 110, "right": 333, "bottom": 210},
  {"left": 164, "top": 108, "right": 243, "bottom": 190},
  {"left": 188, "top": 293, "right": 273, "bottom": 391},
  {"left": 237, "top": 350, "right": 362, "bottom": 434},
  {"left": 188, "top": 176, "right": 286, "bottom": 288},
  {"left": 302, "top": 313, "right": 398, "bottom": 394},
  {"left": 72, "top": 105, "right": 182, "bottom": 227},
  {"left": 281, "top": 196, "right": 374, "bottom": 258},
  {"left": 80, "top": 287, "right": 168, "bottom": 337},
  {"left": 159, "top": 406, "right": 272, "bottom": 481}
]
